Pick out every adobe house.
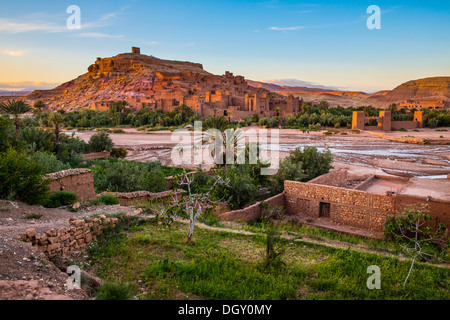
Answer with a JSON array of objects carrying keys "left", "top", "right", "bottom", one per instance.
[
  {"left": 221, "top": 169, "right": 450, "bottom": 237},
  {"left": 399, "top": 99, "right": 449, "bottom": 111}
]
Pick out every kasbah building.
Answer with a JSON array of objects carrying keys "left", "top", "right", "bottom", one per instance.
[{"left": 89, "top": 47, "right": 303, "bottom": 120}]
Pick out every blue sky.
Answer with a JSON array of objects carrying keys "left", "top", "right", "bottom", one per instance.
[{"left": 0, "top": 0, "right": 449, "bottom": 92}]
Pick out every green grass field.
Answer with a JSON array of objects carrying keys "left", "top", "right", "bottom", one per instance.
[{"left": 88, "top": 218, "right": 450, "bottom": 300}]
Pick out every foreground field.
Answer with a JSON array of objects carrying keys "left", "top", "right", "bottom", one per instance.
[{"left": 88, "top": 218, "right": 450, "bottom": 300}]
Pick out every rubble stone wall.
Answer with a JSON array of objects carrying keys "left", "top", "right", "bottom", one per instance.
[{"left": 20, "top": 215, "right": 125, "bottom": 258}]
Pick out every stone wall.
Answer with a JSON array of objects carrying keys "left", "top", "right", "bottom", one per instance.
[
  {"left": 396, "top": 195, "right": 450, "bottom": 230},
  {"left": 308, "top": 169, "right": 349, "bottom": 187},
  {"left": 219, "top": 193, "right": 285, "bottom": 222},
  {"left": 284, "top": 181, "right": 396, "bottom": 231},
  {"left": 98, "top": 189, "right": 185, "bottom": 206},
  {"left": 81, "top": 151, "right": 111, "bottom": 160},
  {"left": 284, "top": 180, "right": 449, "bottom": 233},
  {"left": 46, "top": 169, "right": 96, "bottom": 202},
  {"left": 20, "top": 215, "right": 125, "bottom": 258}
]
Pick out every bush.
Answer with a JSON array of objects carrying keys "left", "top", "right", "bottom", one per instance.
[
  {"left": 88, "top": 132, "right": 114, "bottom": 152},
  {"left": 96, "top": 282, "right": 136, "bottom": 300},
  {"left": 112, "top": 129, "right": 125, "bottom": 134},
  {"left": 0, "top": 148, "right": 49, "bottom": 205},
  {"left": 43, "top": 191, "right": 78, "bottom": 208},
  {"left": 215, "top": 166, "right": 259, "bottom": 210},
  {"left": 32, "top": 151, "right": 70, "bottom": 173},
  {"left": 270, "top": 147, "right": 333, "bottom": 194},
  {"left": 92, "top": 194, "right": 120, "bottom": 206},
  {"left": 141, "top": 171, "right": 169, "bottom": 193},
  {"left": 398, "top": 128, "right": 408, "bottom": 132},
  {"left": 92, "top": 160, "right": 168, "bottom": 193},
  {"left": 110, "top": 147, "right": 128, "bottom": 159}
]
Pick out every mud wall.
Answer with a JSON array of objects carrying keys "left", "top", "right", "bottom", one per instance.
[
  {"left": 46, "top": 169, "right": 96, "bottom": 202},
  {"left": 308, "top": 169, "right": 349, "bottom": 187},
  {"left": 219, "top": 193, "right": 285, "bottom": 222},
  {"left": 98, "top": 189, "right": 185, "bottom": 206},
  {"left": 396, "top": 195, "right": 450, "bottom": 230}
]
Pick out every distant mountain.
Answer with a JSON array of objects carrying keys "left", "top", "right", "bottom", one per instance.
[
  {"left": 362, "top": 77, "right": 450, "bottom": 108},
  {"left": 0, "top": 90, "right": 33, "bottom": 97},
  {"left": 247, "top": 80, "right": 333, "bottom": 93},
  {"left": 262, "top": 79, "right": 341, "bottom": 91}
]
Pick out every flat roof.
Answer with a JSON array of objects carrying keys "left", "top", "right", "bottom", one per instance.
[{"left": 398, "top": 178, "right": 450, "bottom": 202}]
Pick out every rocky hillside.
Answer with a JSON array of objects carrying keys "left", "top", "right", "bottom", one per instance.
[
  {"left": 25, "top": 52, "right": 218, "bottom": 110},
  {"left": 362, "top": 77, "right": 450, "bottom": 108}
]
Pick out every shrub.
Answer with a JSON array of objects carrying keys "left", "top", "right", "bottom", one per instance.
[
  {"left": 398, "top": 128, "right": 407, "bottom": 132},
  {"left": 92, "top": 194, "right": 120, "bottom": 206},
  {"left": 0, "top": 148, "right": 49, "bottom": 205},
  {"left": 88, "top": 132, "right": 114, "bottom": 152},
  {"left": 43, "top": 191, "right": 78, "bottom": 208},
  {"left": 32, "top": 151, "right": 70, "bottom": 173},
  {"left": 25, "top": 214, "right": 42, "bottom": 220},
  {"left": 96, "top": 282, "right": 136, "bottom": 300},
  {"left": 427, "top": 118, "right": 439, "bottom": 129},
  {"left": 141, "top": 171, "right": 169, "bottom": 193},
  {"left": 215, "top": 166, "right": 259, "bottom": 210},
  {"left": 270, "top": 147, "right": 333, "bottom": 194},
  {"left": 110, "top": 147, "right": 128, "bottom": 159},
  {"left": 92, "top": 160, "right": 168, "bottom": 193},
  {"left": 112, "top": 129, "right": 125, "bottom": 134}
]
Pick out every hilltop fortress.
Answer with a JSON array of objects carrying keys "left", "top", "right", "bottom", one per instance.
[{"left": 27, "top": 47, "right": 302, "bottom": 120}]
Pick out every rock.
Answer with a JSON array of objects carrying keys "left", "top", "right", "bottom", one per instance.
[
  {"left": 72, "top": 202, "right": 81, "bottom": 210},
  {"left": 25, "top": 229, "right": 36, "bottom": 239}
]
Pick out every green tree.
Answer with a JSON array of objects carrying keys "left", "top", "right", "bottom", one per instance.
[
  {"left": 275, "top": 107, "right": 281, "bottom": 117},
  {"left": 48, "top": 112, "right": 65, "bottom": 146},
  {"left": 33, "top": 100, "right": 46, "bottom": 113},
  {"left": 0, "top": 100, "right": 32, "bottom": 139},
  {"left": 0, "top": 148, "right": 50, "bottom": 205},
  {"left": 88, "top": 132, "right": 114, "bottom": 152}
]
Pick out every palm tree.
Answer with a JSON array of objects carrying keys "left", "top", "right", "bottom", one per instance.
[
  {"left": 33, "top": 100, "right": 46, "bottom": 113},
  {"left": 48, "top": 112, "right": 65, "bottom": 145},
  {"left": 213, "top": 108, "right": 218, "bottom": 117},
  {"left": 0, "top": 100, "right": 32, "bottom": 139},
  {"left": 275, "top": 107, "right": 281, "bottom": 117}
]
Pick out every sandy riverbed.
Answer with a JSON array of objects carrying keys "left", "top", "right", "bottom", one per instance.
[{"left": 68, "top": 127, "right": 450, "bottom": 178}]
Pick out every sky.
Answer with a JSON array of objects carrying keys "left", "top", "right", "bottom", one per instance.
[{"left": 0, "top": 0, "right": 449, "bottom": 93}]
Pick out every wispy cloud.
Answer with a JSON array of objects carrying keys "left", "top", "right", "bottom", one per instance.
[
  {"left": 269, "top": 26, "right": 307, "bottom": 31},
  {"left": 0, "top": 6, "right": 131, "bottom": 36},
  {"left": 0, "top": 18, "right": 67, "bottom": 33},
  {"left": 0, "top": 49, "right": 27, "bottom": 57},
  {"left": 145, "top": 41, "right": 160, "bottom": 46},
  {"left": 76, "top": 32, "right": 124, "bottom": 39}
]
